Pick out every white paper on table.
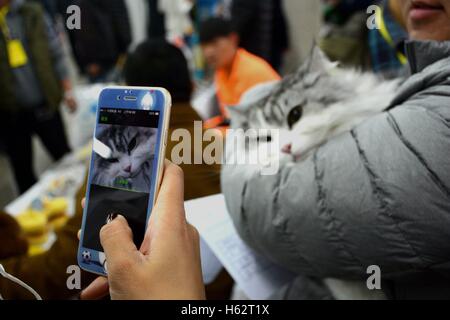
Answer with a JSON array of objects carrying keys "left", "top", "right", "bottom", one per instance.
[
  {"left": 185, "top": 194, "right": 295, "bottom": 300},
  {"left": 5, "top": 164, "right": 86, "bottom": 218},
  {"left": 5, "top": 160, "right": 87, "bottom": 251},
  {"left": 199, "top": 237, "right": 223, "bottom": 285}
]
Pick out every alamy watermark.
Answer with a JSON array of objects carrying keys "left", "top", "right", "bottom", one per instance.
[
  {"left": 64, "top": 4, "right": 382, "bottom": 32},
  {"left": 168, "top": 122, "right": 281, "bottom": 176},
  {"left": 168, "top": 122, "right": 280, "bottom": 175},
  {"left": 66, "top": 264, "right": 383, "bottom": 291},
  {"left": 65, "top": 5, "right": 81, "bottom": 30},
  {"left": 92, "top": 121, "right": 281, "bottom": 176},
  {"left": 367, "top": 265, "right": 382, "bottom": 290},
  {"left": 367, "top": 5, "right": 381, "bottom": 30}
]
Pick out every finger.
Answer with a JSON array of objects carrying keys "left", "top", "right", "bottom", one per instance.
[
  {"left": 77, "top": 230, "right": 81, "bottom": 240},
  {"left": 80, "top": 277, "right": 109, "bottom": 300},
  {"left": 152, "top": 160, "right": 186, "bottom": 224},
  {"left": 81, "top": 198, "right": 86, "bottom": 209},
  {"left": 100, "top": 215, "right": 139, "bottom": 269},
  {"left": 140, "top": 160, "right": 186, "bottom": 253},
  {"left": 188, "top": 224, "right": 200, "bottom": 249},
  {"left": 188, "top": 224, "right": 201, "bottom": 261}
]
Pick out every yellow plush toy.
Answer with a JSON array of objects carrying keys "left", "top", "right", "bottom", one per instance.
[
  {"left": 42, "top": 197, "right": 69, "bottom": 231},
  {"left": 16, "top": 210, "right": 49, "bottom": 249}
]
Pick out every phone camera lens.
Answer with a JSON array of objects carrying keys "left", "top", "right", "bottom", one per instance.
[{"left": 117, "top": 96, "right": 121, "bottom": 100}]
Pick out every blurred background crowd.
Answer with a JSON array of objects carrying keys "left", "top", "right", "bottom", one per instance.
[
  {"left": 0, "top": 0, "right": 408, "bottom": 207},
  {"left": 0, "top": 0, "right": 317, "bottom": 205}
]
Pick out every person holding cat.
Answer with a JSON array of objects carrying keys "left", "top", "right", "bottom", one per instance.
[{"left": 222, "top": 0, "right": 450, "bottom": 300}]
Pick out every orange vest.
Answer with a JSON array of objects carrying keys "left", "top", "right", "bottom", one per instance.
[{"left": 205, "top": 49, "right": 280, "bottom": 129}]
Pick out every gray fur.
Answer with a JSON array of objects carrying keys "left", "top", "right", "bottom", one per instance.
[
  {"left": 229, "top": 46, "right": 401, "bottom": 160},
  {"left": 226, "top": 47, "right": 402, "bottom": 299}
]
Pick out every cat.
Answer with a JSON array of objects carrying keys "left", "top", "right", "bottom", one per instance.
[
  {"left": 226, "top": 46, "right": 400, "bottom": 300},
  {"left": 227, "top": 46, "right": 401, "bottom": 172},
  {"left": 92, "top": 125, "right": 157, "bottom": 192}
]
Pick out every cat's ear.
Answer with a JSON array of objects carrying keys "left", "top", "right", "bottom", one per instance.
[
  {"left": 298, "top": 44, "right": 338, "bottom": 76},
  {"left": 228, "top": 81, "right": 279, "bottom": 128},
  {"left": 227, "top": 105, "right": 249, "bottom": 129},
  {"left": 240, "top": 81, "right": 279, "bottom": 105},
  {"left": 228, "top": 103, "right": 245, "bottom": 116}
]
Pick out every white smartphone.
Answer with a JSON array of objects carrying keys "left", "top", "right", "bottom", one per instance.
[{"left": 78, "top": 86, "right": 171, "bottom": 275}]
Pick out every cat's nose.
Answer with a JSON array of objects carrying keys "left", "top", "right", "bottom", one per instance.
[
  {"left": 124, "top": 165, "right": 132, "bottom": 173},
  {"left": 282, "top": 144, "right": 292, "bottom": 154}
]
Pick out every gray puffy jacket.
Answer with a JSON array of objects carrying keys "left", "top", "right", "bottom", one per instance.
[{"left": 222, "top": 41, "right": 450, "bottom": 300}]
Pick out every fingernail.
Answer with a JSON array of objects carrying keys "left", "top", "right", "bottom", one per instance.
[{"left": 106, "top": 212, "right": 120, "bottom": 224}]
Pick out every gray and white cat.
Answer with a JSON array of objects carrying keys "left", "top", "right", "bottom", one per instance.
[
  {"left": 228, "top": 46, "right": 400, "bottom": 169},
  {"left": 227, "top": 47, "right": 400, "bottom": 300},
  {"left": 93, "top": 125, "right": 157, "bottom": 192}
]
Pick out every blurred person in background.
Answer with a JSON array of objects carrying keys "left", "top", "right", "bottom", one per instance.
[
  {"left": 230, "top": 0, "right": 289, "bottom": 71},
  {"left": 368, "top": 0, "right": 409, "bottom": 78},
  {"left": 199, "top": 17, "right": 280, "bottom": 129},
  {"left": 323, "top": 0, "right": 377, "bottom": 24},
  {"left": 320, "top": 0, "right": 379, "bottom": 69},
  {"left": 66, "top": 0, "right": 131, "bottom": 82},
  {"left": 147, "top": 0, "right": 166, "bottom": 39},
  {"left": 320, "top": 0, "right": 409, "bottom": 78},
  {"left": 223, "top": 0, "right": 450, "bottom": 300},
  {"left": 158, "top": 0, "right": 194, "bottom": 42},
  {"left": 0, "top": 0, "right": 76, "bottom": 195},
  {"left": 27, "top": 0, "right": 58, "bottom": 22}
]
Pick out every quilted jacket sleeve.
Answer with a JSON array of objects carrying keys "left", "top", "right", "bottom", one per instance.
[{"left": 222, "top": 87, "right": 450, "bottom": 281}]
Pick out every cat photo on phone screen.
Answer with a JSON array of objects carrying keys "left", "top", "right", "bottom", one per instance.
[{"left": 92, "top": 125, "right": 157, "bottom": 193}]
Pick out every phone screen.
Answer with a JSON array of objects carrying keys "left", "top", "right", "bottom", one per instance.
[{"left": 82, "top": 107, "right": 161, "bottom": 253}]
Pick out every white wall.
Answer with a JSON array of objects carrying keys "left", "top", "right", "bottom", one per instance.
[
  {"left": 282, "top": 0, "right": 322, "bottom": 73},
  {"left": 125, "top": 0, "right": 150, "bottom": 51}
]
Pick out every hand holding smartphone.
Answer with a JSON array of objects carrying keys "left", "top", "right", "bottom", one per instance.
[
  {"left": 78, "top": 87, "right": 171, "bottom": 275},
  {"left": 80, "top": 161, "right": 205, "bottom": 300}
]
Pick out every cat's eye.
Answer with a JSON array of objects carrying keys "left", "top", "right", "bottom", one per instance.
[
  {"left": 107, "top": 158, "right": 119, "bottom": 163},
  {"left": 128, "top": 137, "right": 137, "bottom": 153},
  {"left": 287, "top": 105, "right": 303, "bottom": 129}
]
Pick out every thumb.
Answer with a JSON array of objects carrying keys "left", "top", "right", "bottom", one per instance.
[{"left": 100, "top": 215, "right": 139, "bottom": 269}]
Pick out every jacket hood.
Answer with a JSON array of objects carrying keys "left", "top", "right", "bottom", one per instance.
[{"left": 389, "top": 40, "right": 450, "bottom": 108}]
